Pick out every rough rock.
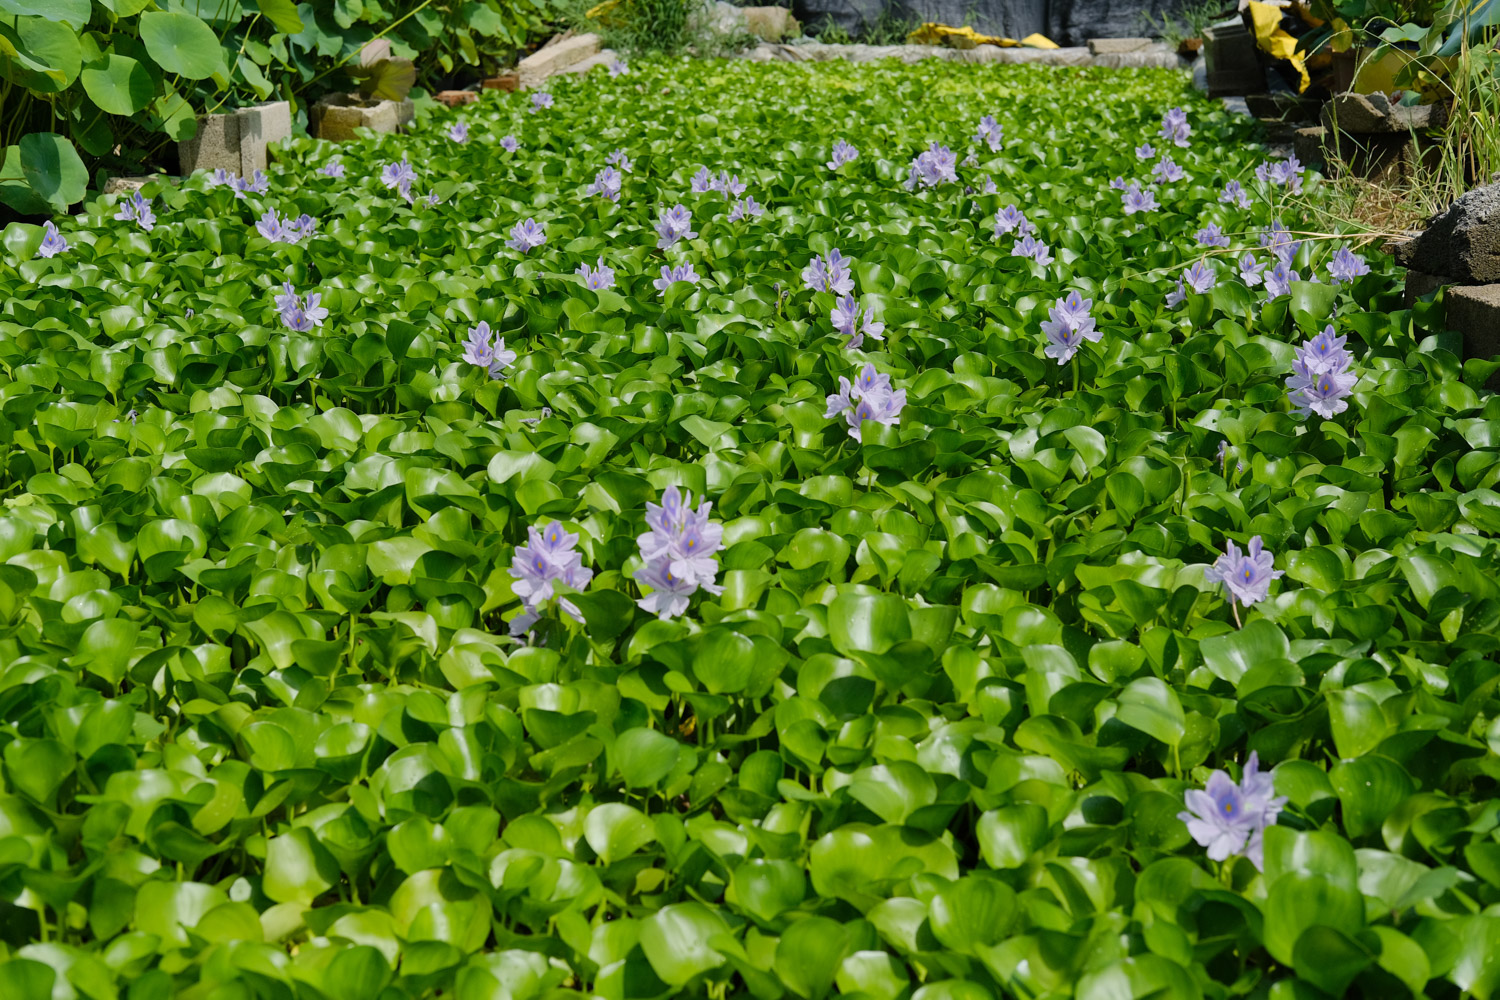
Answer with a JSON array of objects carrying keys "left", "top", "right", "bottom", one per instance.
[
  {"left": 1393, "top": 183, "right": 1500, "bottom": 284},
  {"left": 103, "top": 176, "right": 178, "bottom": 196},
  {"left": 518, "top": 32, "right": 602, "bottom": 89},
  {"left": 743, "top": 6, "right": 799, "bottom": 41},
  {"left": 1049, "top": 0, "right": 1196, "bottom": 46},
  {"left": 483, "top": 73, "right": 519, "bottom": 91},
  {"left": 1402, "top": 269, "right": 1453, "bottom": 306},
  {"left": 1292, "top": 126, "right": 1327, "bottom": 168},
  {"left": 1321, "top": 92, "right": 1449, "bottom": 134},
  {"left": 1088, "top": 37, "right": 1152, "bottom": 54},
  {"left": 435, "top": 90, "right": 479, "bottom": 107},
  {"left": 1093, "top": 48, "right": 1179, "bottom": 68},
  {"left": 309, "top": 94, "right": 415, "bottom": 142},
  {"left": 1445, "top": 284, "right": 1500, "bottom": 388},
  {"left": 560, "top": 50, "right": 620, "bottom": 75}
]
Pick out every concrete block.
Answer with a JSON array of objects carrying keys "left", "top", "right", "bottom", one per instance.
[
  {"left": 236, "top": 101, "right": 291, "bottom": 175},
  {"left": 483, "top": 73, "right": 519, "bottom": 91},
  {"left": 177, "top": 112, "right": 241, "bottom": 176},
  {"left": 518, "top": 32, "right": 601, "bottom": 89},
  {"left": 1293, "top": 126, "right": 1327, "bottom": 168},
  {"left": 1087, "top": 37, "right": 1152, "bottom": 54},
  {"left": 1093, "top": 50, "right": 1180, "bottom": 69},
  {"left": 1446, "top": 284, "right": 1500, "bottom": 388},
  {"left": 360, "top": 39, "right": 391, "bottom": 66},
  {"left": 310, "top": 93, "right": 415, "bottom": 142}
]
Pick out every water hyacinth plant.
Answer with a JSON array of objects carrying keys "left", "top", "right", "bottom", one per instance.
[
  {"left": 634, "top": 486, "right": 723, "bottom": 618},
  {"left": 2, "top": 56, "right": 1491, "bottom": 1000},
  {"left": 803, "top": 248, "right": 855, "bottom": 294}
]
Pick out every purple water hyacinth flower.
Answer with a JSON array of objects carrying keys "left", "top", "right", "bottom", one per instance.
[
  {"left": 905, "top": 142, "right": 958, "bottom": 190},
  {"left": 1013, "top": 234, "right": 1053, "bottom": 265},
  {"left": 607, "top": 148, "right": 633, "bottom": 171},
  {"left": 1196, "top": 223, "right": 1231, "bottom": 248},
  {"left": 635, "top": 558, "right": 699, "bottom": 619},
  {"left": 637, "top": 485, "right": 724, "bottom": 598},
  {"left": 1219, "top": 179, "right": 1252, "bottom": 209},
  {"left": 1206, "top": 536, "right": 1284, "bottom": 607},
  {"left": 1161, "top": 106, "right": 1191, "bottom": 147},
  {"left": 976, "top": 174, "right": 999, "bottom": 195},
  {"left": 277, "top": 285, "right": 328, "bottom": 332},
  {"left": 1152, "top": 155, "right": 1185, "bottom": 184},
  {"left": 460, "top": 320, "right": 516, "bottom": 378},
  {"left": 462, "top": 322, "right": 495, "bottom": 368},
  {"left": 690, "top": 166, "right": 716, "bottom": 193},
  {"left": 1264, "top": 260, "right": 1299, "bottom": 298},
  {"left": 423, "top": 191, "right": 442, "bottom": 208},
  {"left": 963, "top": 150, "right": 979, "bottom": 168},
  {"left": 1122, "top": 183, "right": 1157, "bottom": 215},
  {"left": 655, "top": 204, "right": 697, "bottom": 249},
  {"left": 233, "top": 170, "right": 270, "bottom": 196},
  {"left": 1287, "top": 358, "right": 1358, "bottom": 418},
  {"left": 1260, "top": 219, "right": 1301, "bottom": 264},
  {"left": 320, "top": 160, "right": 345, "bottom": 178},
  {"left": 826, "top": 363, "right": 905, "bottom": 441},
  {"left": 1217, "top": 439, "right": 1229, "bottom": 467},
  {"left": 1328, "top": 246, "right": 1370, "bottom": 284},
  {"left": 1043, "top": 322, "right": 1087, "bottom": 364},
  {"left": 380, "top": 159, "right": 416, "bottom": 190},
  {"left": 207, "top": 168, "right": 233, "bottom": 187},
  {"left": 714, "top": 171, "right": 746, "bottom": 198},
  {"left": 588, "top": 166, "right": 623, "bottom": 202},
  {"left": 827, "top": 138, "right": 858, "bottom": 170},
  {"left": 974, "top": 114, "right": 1003, "bottom": 151},
  {"left": 994, "top": 204, "right": 1033, "bottom": 236},
  {"left": 1135, "top": 143, "right": 1156, "bottom": 160},
  {"left": 1165, "top": 280, "right": 1186, "bottom": 309},
  {"left": 507, "top": 218, "right": 547, "bottom": 253},
  {"left": 1287, "top": 325, "right": 1356, "bottom": 418},
  {"left": 395, "top": 175, "right": 414, "bottom": 202},
  {"left": 509, "top": 521, "right": 593, "bottom": 634},
  {"left": 255, "top": 209, "right": 316, "bottom": 244},
  {"left": 274, "top": 281, "right": 300, "bottom": 313},
  {"left": 577, "top": 257, "right": 616, "bottom": 291},
  {"left": 1255, "top": 154, "right": 1305, "bottom": 194},
  {"left": 448, "top": 121, "right": 469, "bottom": 143},
  {"left": 1040, "top": 290, "right": 1099, "bottom": 364},
  {"left": 36, "top": 221, "right": 69, "bottom": 258},
  {"left": 1179, "top": 752, "right": 1286, "bottom": 870},
  {"left": 531, "top": 91, "right": 553, "bottom": 112},
  {"left": 500, "top": 135, "right": 519, "bottom": 152},
  {"left": 728, "top": 195, "right": 765, "bottom": 221},
  {"left": 1183, "top": 260, "right": 1217, "bottom": 294},
  {"left": 1109, "top": 176, "right": 1128, "bottom": 192},
  {"left": 1300, "top": 324, "right": 1352, "bottom": 373},
  {"left": 831, "top": 294, "right": 884, "bottom": 350},
  {"left": 114, "top": 192, "right": 157, "bottom": 232},
  {"left": 654, "top": 262, "right": 701, "bottom": 295},
  {"left": 803, "top": 248, "right": 855, "bottom": 295},
  {"left": 1238, "top": 252, "right": 1265, "bottom": 286},
  {"left": 609, "top": 57, "right": 629, "bottom": 76}
]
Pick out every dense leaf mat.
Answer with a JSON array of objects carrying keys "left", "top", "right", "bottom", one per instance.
[{"left": 1, "top": 57, "right": 1499, "bottom": 1000}]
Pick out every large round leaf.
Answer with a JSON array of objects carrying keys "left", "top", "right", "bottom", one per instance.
[
  {"left": 138, "top": 11, "right": 226, "bottom": 80},
  {"left": 81, "top": 54, "right": 155, "bottom": 115},
  {"left": 18, "top": 132, "right": 86, "bottom": 210}
]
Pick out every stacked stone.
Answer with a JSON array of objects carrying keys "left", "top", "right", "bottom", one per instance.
[{"left": 1394, "top": 183, "right": 1500, "bottom": 388}]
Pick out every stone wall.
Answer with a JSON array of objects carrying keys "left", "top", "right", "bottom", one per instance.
[{"left": 790, "top": 0, "right": 1196, "bottom": 45}]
